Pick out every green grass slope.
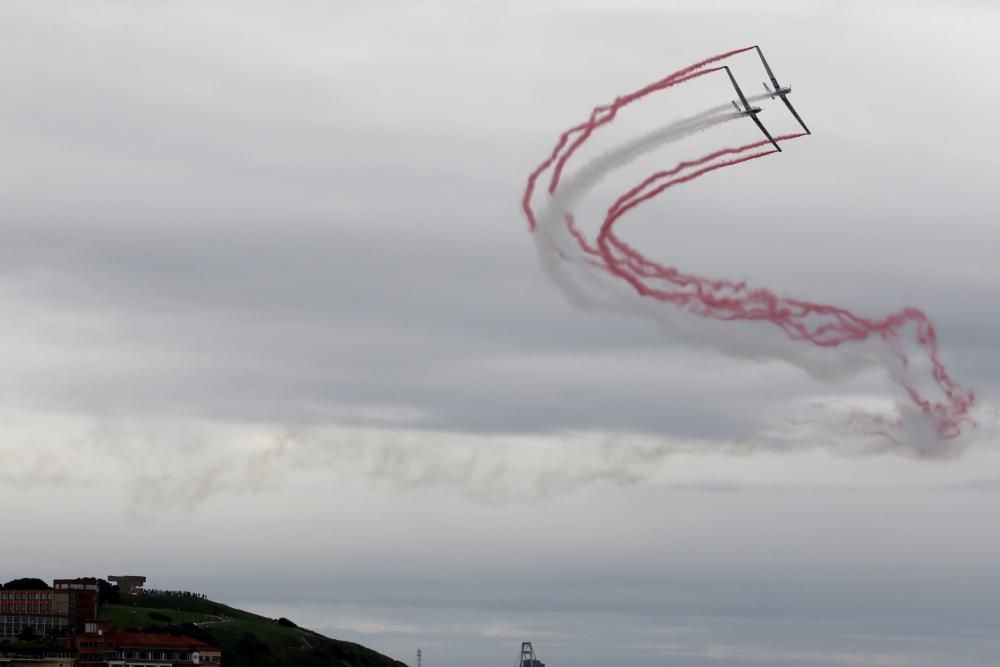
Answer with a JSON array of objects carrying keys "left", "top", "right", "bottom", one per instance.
[
  {"left": 106, "top": 595, "right": 407, "bottom": 667},
  {"left": 102, "top": 603, "right": 215, "bottom": 628}
]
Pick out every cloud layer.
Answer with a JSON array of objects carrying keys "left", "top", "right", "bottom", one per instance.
[{"left": 2, "top": 1, "right": 1000, "bottom": 666}]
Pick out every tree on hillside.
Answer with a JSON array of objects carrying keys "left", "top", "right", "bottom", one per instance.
[
  {"left": 97, "top": 579, "right": 120, "bottom": 605},
  {"left": 235, "top": 631, "right": 272, "bottom": 666},
  {"left": 177, "top": 623, "right": 213, "bottom": 644},
  {"left": 3, "top": 578, "right": 50, "bottom": 590}
]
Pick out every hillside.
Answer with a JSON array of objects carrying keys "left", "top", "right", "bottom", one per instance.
[{"left": 104, "top": 594, "right": 407, "bottom": 667}]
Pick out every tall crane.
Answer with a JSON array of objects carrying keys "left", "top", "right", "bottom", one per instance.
[{"left": 516, "top": 642, "right": 545, "bottom": 667}]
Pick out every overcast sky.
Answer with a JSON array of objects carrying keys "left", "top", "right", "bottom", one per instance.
[{"left": 2, "top": 2, "right": 999, "bottom": 666}]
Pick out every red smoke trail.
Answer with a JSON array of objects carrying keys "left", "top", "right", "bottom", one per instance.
[
  {"left": 521, "top": 45, "right": 756, "bottom": 230},
  {"left": 547, "top": 65, "right": 725, "bottom": 194},
  {"left": 592, "top": 136, "right": 974, "bottom": 438},
  {"left": 523, "top": 50, "right": 975, "bottom": 443}
]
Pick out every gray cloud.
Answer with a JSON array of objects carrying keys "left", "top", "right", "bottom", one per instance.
[{"left": 3, "top": 1, "right": 1000, "bottom": 666}]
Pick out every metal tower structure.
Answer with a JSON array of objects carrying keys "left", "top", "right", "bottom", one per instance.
[
  {"left": 417, "top": 649, "right": 422, "bottom": 667},
  {"left": 516, "top": 642, "right": 544, "bottom": 667}
]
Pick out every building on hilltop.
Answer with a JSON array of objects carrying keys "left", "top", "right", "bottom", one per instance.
[
  {"left": 60, "top": 620, "right": 110, "bottom": 667},
  {"left": 51, "top": 579, "right": 99, "bottom": 594},
  {"left": 105, "top": 576, "right": 145, "bottom": 597},
  {"left": 0, "top": 579, "right": 70, "bottom": 638},
  {"left": 63, "top": 627, "right": 221, "bottom": 667},
  {"left": 3, "top": 575, "right": 222, "bottom": 666},
  {"left": 0, "top": 657, "right": 75, "bottom": 666},
  {"left": 50, "top": 580, "right": 99, "bottom": 631},
  {"left": 1, "top": 577, "right": 103, "bottom": 638},
  {"left": 110, "top": 632, "right": 220, "bottom": 666}
]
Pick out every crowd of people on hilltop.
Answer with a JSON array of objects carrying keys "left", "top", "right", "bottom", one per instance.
[{"left": 138, "top": 588, "right": 207, "bottom": 599}]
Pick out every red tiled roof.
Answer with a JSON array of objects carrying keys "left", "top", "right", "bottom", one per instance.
[{"left": 106, "top": 632, "right": 218, "bottom": 651}]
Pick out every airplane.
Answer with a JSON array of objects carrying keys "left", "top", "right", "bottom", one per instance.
[
  {"left": 722, "top": 65, "right": 781, "bottom": 152},
  {"left": 755, "top": 45, "right": 810, "bottom": 135}
]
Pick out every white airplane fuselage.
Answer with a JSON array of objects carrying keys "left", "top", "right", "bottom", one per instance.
[{"left": 731, "top": 101, "right": 763, "bottom": 116}]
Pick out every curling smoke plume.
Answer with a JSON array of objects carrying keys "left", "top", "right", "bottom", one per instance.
[{"left": 521, "top": 47, "right": 975, "bottom": 454}]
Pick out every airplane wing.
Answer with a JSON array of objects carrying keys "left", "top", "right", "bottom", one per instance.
[
  {"left": 755, "top": 46, "right": 781, "bottom": 91},
  {"left": 723, "top": 66, "right": 753, "bottom": 112},
  {"left": 749, "top": 113, "right": 781, "bottom": 152},
  {"left": 723, "top": 66, "right": 781, "bottom": 152},
  {"left": 780, "top": 95, "right": 810, "bottom": 135},
  {"left": 756, "top": 45, "right": 811, "bottom": 135}
]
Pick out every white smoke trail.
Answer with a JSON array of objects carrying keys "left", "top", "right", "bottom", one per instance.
[
  {"left": 534, "top": 104, "right": 741, "bottom": 315},
  {"left": 528, "top": 97, "right": 970, "bottom": 452},
  {"left": 534, "top": 98, "right": 880, "bottom": 375},
  {"left": 0, "top": 409, "right": 724, "bottom": 508},
  {"left": 534, "top": 93, "right": 778, "bottom": 314}
]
